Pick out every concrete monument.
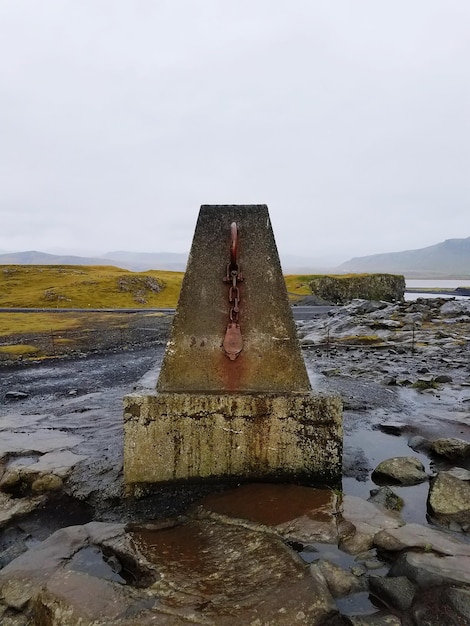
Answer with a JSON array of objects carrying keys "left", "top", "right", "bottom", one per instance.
[{"left": 124, "top": 205, "right": 342, "bottom": 492}]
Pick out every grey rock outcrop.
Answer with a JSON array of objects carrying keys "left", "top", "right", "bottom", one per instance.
[
  {"left": 428, "top": 471, "right": 470, "bottom": 530},
  {"left": 371, "top": 457, "right": 428, "bottom": 486}
]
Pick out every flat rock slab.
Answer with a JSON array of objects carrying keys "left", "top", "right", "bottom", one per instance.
[
  {"left": 0, "top": 492, "right": 45, "bottom": 530},
  {"left": 391, "top": 551, "right": 470, "bottom": 587},
  {"left": 339, "top": 495, "right": 404, "bottom": 554},
  {"left": 192, "top": 482, "right": 339, "bottom": 544},
  {"left": 0, "top": 414, "right": 46, "bottom": 432},
  {"left": 0, "top": 518, "right": 338, "bottom": 625},
  {"left": 12, "top": 450, "right": 87, "bottom": 478},
  {"left": 129, "top": 518, "right": 337, "bottom": 625},
  {"left": 374, "top": 522, "right": 470, "bottom": 556},
  {"left": 0, "top": 430, "right": 83, "bottom": 457}
]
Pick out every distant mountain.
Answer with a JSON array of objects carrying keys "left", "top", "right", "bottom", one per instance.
[
  {"left": 0, "top": 250, "right": 189, "bottom": 271},
  {"left": 0, "top": 249, "right": 335, "bottom": 273},
  {"left": 0, "top": 250, "right": 117, "bottom": 267},
  {"left": 103, "top": 251, "right": 188, "bottom": 271},
  {"left": 338, "top": 237, "right": 470, "bottom": 277}
]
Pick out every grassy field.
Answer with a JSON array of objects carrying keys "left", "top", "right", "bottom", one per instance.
[{"left": 0, "top": 265, "right": 184, "bottom": 309}]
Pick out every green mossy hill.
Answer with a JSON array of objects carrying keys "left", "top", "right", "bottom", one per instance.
[
  {"left": 309, "top": 273, "right": 405, "bottom": 304},
  {"left": 0, "top": 265, "right": 184, "bottom": 308}
]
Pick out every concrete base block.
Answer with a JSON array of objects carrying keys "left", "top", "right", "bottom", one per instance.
[{"left": 123, "top": 392, "right": 342, "bottom": 491}]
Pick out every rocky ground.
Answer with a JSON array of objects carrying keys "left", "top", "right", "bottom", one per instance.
[{"left": 0, "top": 299, "right": 470, "bottom": 625}]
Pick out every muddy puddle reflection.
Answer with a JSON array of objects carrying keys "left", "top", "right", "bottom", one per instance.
[{"left": 197, "top": 482, "right": 334, "bottom": 525}]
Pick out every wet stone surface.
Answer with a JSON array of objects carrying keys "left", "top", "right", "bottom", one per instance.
[{"left": 1, "top": 299, "right": 470, "bottom": 624}]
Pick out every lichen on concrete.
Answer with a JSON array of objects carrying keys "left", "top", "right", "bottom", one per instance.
[{"left": 124, "top": 391, "right": 342, "bottom": 489}]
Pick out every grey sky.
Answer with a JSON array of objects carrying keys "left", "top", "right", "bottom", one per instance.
[{"left": 1, "top": 0, "right": 469, "bottom": 263}]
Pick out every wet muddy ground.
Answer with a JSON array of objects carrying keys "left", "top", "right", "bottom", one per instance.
[
  {"left": 1, "top": 307, "right": 470, "bottom": 623},
  {"left": 1, "top": 332, "right": 469, "bottom": 532}
]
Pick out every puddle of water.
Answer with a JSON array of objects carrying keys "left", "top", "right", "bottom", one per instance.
[
  {"left": 69, "top": 546, "right": 127, "bottom": 584},
  {"left": 131, "top": 523, "right": 209, "bottom": 576},
  {"left": 198, "top": 483, "right": 335, "bottom": 526},
  {"left": 7, "top": 455, "right": 41, "bottom": 468},
  {"left": 344, "top": 426, "right": 436, "bottom": 526},
  {"left": 336, "top": 592, "right": 383, "bottom": 616},
  {"left": 300, "top": 542, "right": 357, "bottom": 568}
]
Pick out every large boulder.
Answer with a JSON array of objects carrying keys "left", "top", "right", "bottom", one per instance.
[
  {"left": 309, "top": 274, "right": 405, "bottom": 305},
  {"left": 428, "top": 471, "right": 470, "bottom": 530},
  {"left": 371, "top": 457, "right": 428, "bottom": 486},
  {"left": 430, "top": 437, "right": 470, "bottom": 461}
]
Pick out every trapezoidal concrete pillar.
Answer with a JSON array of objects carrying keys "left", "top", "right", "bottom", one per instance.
[{"left": 124, "top": 205, "right": 342, "bottom": 492}]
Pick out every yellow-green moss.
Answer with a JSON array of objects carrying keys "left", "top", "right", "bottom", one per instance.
[{"left": 0, "top": 344, "right": 41, "bottom": 356}]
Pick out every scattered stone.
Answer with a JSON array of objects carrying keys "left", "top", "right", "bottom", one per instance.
[
  {"left": 430, "top": 437, "right": 470, "bottom": 460},
  {"left": 390, "top": 550, "right": 470, "bottom": 587},
  {"left": 343, "top": 611, "right": 402, "bottom": 625},
  {"left": 339, "top": 495, "right": 403, "bottom": 554},
  {"left": 434, "top": 374, "right": 453, "bottom": 383},
  {"left": 368, "top": 486, "right": 403, "bottom": 512},
  {"left": 371, "top": 457, "right": 428, "bottom": 486},
  {"left": 30, "top": 474, "right": 63, "bottom": 494},
  {"left": 4, "top": 391, "right": 28, "bottom": 400},
  {"left": 350, "top": 566, "right": 366, "bottom": 577},
  {"left": 0, "top": 492, "right": 44, "bottom": 529},
  {"left": 373, "top": 522, "right": 470, "bottom": 556},
  {"left": 411, "top": 588, "right": 470, "bottom": 626},
  {"left": 310, "top": 559, "right": 366, "bottom": 597},
  {"left": 440, "top": 300, "right": 470, "bottom": 317},
  {"left": 407, "top": 435, "right": 432, "bottom": 453},
  {"left": 446, "top": 467, "right": 470, "bottom": 481},
  {"left": 377, "top": 422, "right": 407, "bottom": 435},
  {"left": 428, "top": 471, "right": 470, "bottom": 529},
  {"left": 442, "top": 587, "right": 470, "bottom": 621},
  {"left": 369, "top": 575, "right": 416, "bottom": 611}
]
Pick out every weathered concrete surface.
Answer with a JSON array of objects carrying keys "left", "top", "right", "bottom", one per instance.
[
  {"left": 124, "top": 391, "right": 342, "bottom": 487},
  {"left": 126, "top": 205, "right": 342, "bottom": 488},
  {"left": 157, "top": 205, "right": 311, "bottom": 393}
]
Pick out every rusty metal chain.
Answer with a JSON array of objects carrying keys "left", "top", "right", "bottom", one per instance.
[{"left": 223, "top": 222, "right": 244, "bottom": 360}]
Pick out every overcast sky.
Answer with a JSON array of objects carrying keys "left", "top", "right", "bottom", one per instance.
[{"left": 1, "top": 1, "right": 469, "bottom": 263}]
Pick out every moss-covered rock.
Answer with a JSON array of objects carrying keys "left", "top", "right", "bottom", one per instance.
[{"left": 309, "top": 273, "right": 405, "bottom": 304}]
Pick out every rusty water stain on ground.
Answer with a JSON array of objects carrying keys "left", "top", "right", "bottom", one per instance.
[
  {"left": 131, "top": 522, "right": 210, "bottom": 578},
  {"left": 128, "top": 517, "right": 328, "bottom": 621},
  {"left": 198, "top": 482, "right": 334, "bottom": 525}
]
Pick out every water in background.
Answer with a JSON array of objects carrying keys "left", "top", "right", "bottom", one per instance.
[{"left": 405, "top": 279, "right": 470, "bottom": 301}]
